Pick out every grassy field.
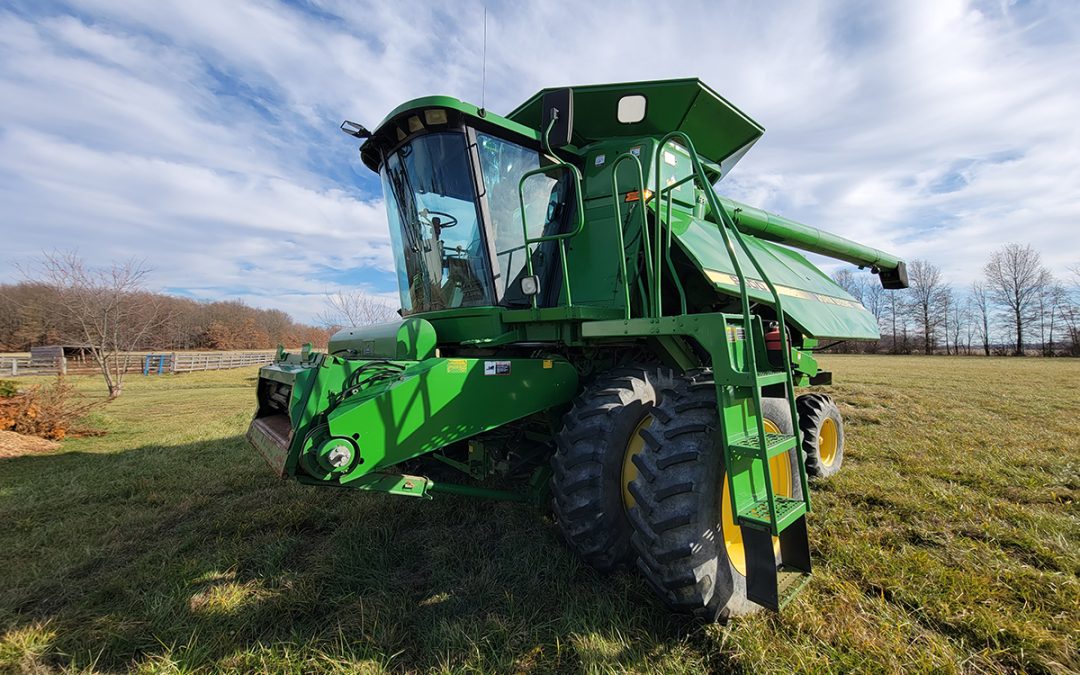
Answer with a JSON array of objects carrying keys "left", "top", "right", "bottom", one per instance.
[{"left": 1, "top": 356, "right": 1077, "bottom": 674}]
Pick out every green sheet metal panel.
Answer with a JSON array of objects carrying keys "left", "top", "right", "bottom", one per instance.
[
  {"left": 507, "top": 79, "right": 764, "bottom": 174},
  {"left": 672, "top": 211, "right": 881, "bottom": 340},
  {"left": 324, "top": 356, "right": 579, "bottom": 478},
  {"left": 327, "top": 318, "right": 437, "bottom": 360}
]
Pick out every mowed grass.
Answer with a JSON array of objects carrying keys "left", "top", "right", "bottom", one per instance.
[{"left": 0, "top": 356, "right": 1077, "bottom": 673}]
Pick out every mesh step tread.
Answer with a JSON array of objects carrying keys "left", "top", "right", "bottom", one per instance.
[
  {"left": 776, "top": 567, "right": 812, "bottom": 609},
  {"left": 730, "top": 432, "right": 797, "bottom": 459},
  {"left": 738, "top": 496, "right": 807, "bottom": 531}
]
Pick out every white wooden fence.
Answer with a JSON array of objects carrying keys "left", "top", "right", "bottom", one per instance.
[
  {"left": 0, "top": 355, "right": 60, "bottom": 377},
  {"left": 170, "top": 351, "right": 276, "bottom": 372},
  {"left": 0, "top": 351, "right": 278, "bottom": 377}
]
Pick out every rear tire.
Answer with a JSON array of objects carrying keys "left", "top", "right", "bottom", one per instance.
[
  {"left": 627, "top": 372, "right": 802, "bottom": 620},
  {"left": 551, "top": 366, "right": 671, "bottom": 571},
  {"left": 797, "top": 393, "right": 844, "bottom": 479}
]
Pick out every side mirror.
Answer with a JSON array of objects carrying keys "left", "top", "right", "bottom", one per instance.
[
  {"left": 520, "top": 275, "right": 541, "bottom": 297},
  {"left": 340, "top": 120, "right": 371, "bottom": 139},
  {"left": 540, "top": 88, "right": 574, "bottom": 150}
]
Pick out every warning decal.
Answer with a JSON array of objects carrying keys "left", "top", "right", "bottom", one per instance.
[{"left": 484, "top": 360, "right": 511, "bottom": 376}]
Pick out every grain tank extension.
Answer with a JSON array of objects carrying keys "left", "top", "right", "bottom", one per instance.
[{"left": 247, "top": 79, "right": 907, "bottom": 618}]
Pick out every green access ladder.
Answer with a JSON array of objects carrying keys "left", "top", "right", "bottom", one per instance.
[{"left": 635, "top": 132, "right": 814, "bottom": 611}]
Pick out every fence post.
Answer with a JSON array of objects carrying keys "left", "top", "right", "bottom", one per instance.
[{"left": 60, "top": 357, "right": 67, "bottom": 376}]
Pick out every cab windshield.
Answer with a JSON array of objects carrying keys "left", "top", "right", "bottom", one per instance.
[{"left": 381, "top": 133, "right": 495, "bottom": 313}]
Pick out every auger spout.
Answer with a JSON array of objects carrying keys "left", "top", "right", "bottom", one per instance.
[{"left": 715, "top": 196, "right": 908, "bottom": 288}]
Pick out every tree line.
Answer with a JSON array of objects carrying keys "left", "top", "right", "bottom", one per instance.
[
  {"left": 0, "top": 253, "right": 397, "bottom": 398},
  {"left": 0, "top": 254, "right": 331, "bottom": 354},
  {"left": 831, "top": 243, "right": 1079, "bottom": 356}
]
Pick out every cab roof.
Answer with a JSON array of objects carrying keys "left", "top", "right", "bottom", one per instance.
[{"left": 361, "top": 79, "right": 765, "bottom": 177}]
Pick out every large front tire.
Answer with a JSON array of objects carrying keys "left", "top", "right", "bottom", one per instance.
[
  {"left": 551, "top": 367, "right": 671, "bottom": 571},
  {"left": 627, "top": 373, "right": 802, "bottom": 620}
]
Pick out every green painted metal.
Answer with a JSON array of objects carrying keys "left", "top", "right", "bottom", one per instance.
[
  {"left": 608, "top": 152, "right": 647, "bottom": 318},
  {"left": 327, "top": 318, "right": 437, "bottom": 360},
  {"left": 508, "top": 79, "right": 764, "bottom": 176},
  {"left": 656, "top": 131, "right": 794, "bottom": 532},
  {"left": 581, "top": 311, "right": 800, "bottom": 533},
  {"left": 267, "top": 353, "right": 577, "bottom": 484},
  {"left": 679, "top": 225, "right": 882, "bottom": 339},
  {"left": 715, "top": 196, "right": 904, "bottom": 271}
]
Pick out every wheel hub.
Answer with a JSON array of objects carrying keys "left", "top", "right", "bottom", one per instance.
[
  {"left": 621, "top": 415, "right": 653, "bottom": 511},
  {"left": 818, "top": 417, "right": 838, "bottom": 467}
]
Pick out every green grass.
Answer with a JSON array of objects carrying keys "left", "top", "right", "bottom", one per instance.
[{"left": 1, "top": 356, "right": 1078, "bottom": 673}]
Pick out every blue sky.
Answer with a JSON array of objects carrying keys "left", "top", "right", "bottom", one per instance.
[{"left": 1, "top": 0, "right": 1077, "bottom": 322}]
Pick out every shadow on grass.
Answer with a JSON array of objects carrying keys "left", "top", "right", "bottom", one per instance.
[{"left": 0, "top": 437, "right": 716, "bottom": 672}]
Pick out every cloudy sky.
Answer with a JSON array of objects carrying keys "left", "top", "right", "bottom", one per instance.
[{"left": 1, "top": 0, "right": 1077, "bottom": 322}]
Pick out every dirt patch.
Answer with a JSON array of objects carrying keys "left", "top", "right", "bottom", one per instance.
[{"left": 0, "top": 430, "right": 60, "bottom": 458}]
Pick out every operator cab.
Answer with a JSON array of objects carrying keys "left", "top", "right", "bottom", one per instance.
[{"left": 357, "top": 103, "right": 578, "bottom": 315}]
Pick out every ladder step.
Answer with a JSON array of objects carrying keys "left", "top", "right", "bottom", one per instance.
[
  {"left": 738, "top": 496, "right": 807, "bottom": 532},
  {"left": 776, "top": 567, "right": 812, "bottom": 609},
  {"left": 755, "top": 371, "right": 789, "bottom": 386},
  {"left": 730, "top": 432, "right": 797, "bottom": 459},
  {"left": 729, "top": 371, "right": 789, "bottom": 387},
  {"left": 742, "top": 515, "right": 812, "bottom": 611}
]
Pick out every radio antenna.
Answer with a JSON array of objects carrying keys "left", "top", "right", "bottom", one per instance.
[{"left": 480, "top": 6, "right": 488, "bottom": 116}]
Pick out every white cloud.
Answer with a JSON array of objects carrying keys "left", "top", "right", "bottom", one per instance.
[{"left": 0, "top": 0, "right": 1078, "bottom": 322}]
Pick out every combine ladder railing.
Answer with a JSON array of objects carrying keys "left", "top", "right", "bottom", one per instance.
[{"left": 610, "top": 132, "right": 813, "bottom": 609}]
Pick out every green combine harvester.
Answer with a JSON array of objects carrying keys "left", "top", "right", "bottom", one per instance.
[{"left": 248, "top": 79, "right": 907, "bottom": 618}]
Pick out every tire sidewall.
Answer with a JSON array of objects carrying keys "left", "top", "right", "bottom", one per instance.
[
  {"left": 799, "top": 393, "right": 844, "bottom": 479},
  {"left": 552, "top": 368, "right": 667, "bottom": 570}
]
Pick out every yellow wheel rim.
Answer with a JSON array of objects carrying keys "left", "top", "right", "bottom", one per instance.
[
  {"left": 621, "top": 415, "right": 653, "bottom": 511},
  {"left": 721, "top": 419, "right": 794, "bottom": 577},
  {"left": 818, "top": 416, "right": 838, "bottom": 467}
]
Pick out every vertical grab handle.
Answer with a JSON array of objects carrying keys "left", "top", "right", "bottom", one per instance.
[{"left": 610, "top": 153, "right": 650, "bottom": 319}]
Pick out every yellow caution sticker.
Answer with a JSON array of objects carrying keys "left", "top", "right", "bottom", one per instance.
[
  {"left": 543, "top": 359, "right": 553, "bottom": 369},
  {"left": 704, "top": 270, "right": 864, "bottom": 310},
  {"left": 447, "top": 359, "right": 468, "bottom": 374}
]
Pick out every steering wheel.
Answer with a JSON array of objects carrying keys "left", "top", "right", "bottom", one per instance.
[{"left": 421, "top": 210, "right": 458, "bottom": 229}]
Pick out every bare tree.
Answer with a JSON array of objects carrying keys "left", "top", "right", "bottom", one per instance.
[
  {"left": 1044, "top": 282, "right": 1071, "bottom": 356},
  {"left": 862, "top": 281, "right": 886, "bottom": 353},
  {"left": 983, "top": 243, "right": 1051, "bottom": 356},
  {"left": 317, "top": 290, "right": 398, "bottom": 331},
  {"left": 947, "top": 288, "right": 967, "bottom": 355},
  {"left": 963, "top": 293, "right": 979, "bottom": 355},
  {"left": 832, "top": 269, "right": 861, "bottom": 300},
  {"left": 33, "top": 252, "right": 164, "bottom": 398},
  {"left": 884, "top": 289, "right": 909, "bottom": 354},
  {"left": 906, "top": 259, "right": 947, "bottom": 355},
  {"left": 940, "top": 288, "right": 952, "bottom": 355},
  {"left": 1061, "top": 303, "right": 1080, "bottom": 356},
  {"left": 1067, "top": 266, "right": 1080, "bottom": 356},
  {"left": 970, "top": 281, "right": 992, "bottom": 356}
]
